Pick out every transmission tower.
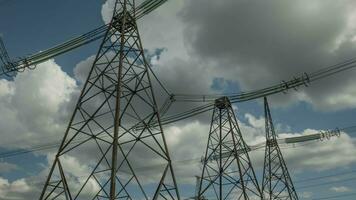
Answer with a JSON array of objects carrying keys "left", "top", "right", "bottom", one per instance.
[
  {"left": 197, "top": 96, "right": 262, "bottom": 200},
  {"left": 40, "top": 0, "right": 180, "bottom": 199},
  {"left": 262, "top": 97, "right": 298, "bottom": 200},
  {"left": 0, "top": 36, "right": 14, "bottom": 74}
]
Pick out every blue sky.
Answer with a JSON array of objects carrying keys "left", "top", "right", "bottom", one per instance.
[
  {"left": 1, "top": 0, "right": 356, "bottom": 199},
  {"left": 0, "top": 0, "right": 103, "bottom": 75}
]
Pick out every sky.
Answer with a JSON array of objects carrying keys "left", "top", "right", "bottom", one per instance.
[{"left": 1, "top": 0, "right": 356, "bottom": 199}]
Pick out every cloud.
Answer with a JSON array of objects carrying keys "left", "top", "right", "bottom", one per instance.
[
  {"left": 101, "top": 0, "right": 115, "bottom": 24},
  {"left": 73, "top": 55, "right": 95, "bottom": 84},
  {"left": 44, "top": 153, "right": 102, "bottom": 198},
  {"left": 0, "top": 59, "right": 83, "bottom": 198},
  {"left": 234, "top": 114, "right": 356, "bottom": 172},
  {"left": 13, "top": 52, "right": 356, "bottom": 197},
  {"left": 276, "top": 130, "right": 356, "bottom": 171},
  {"left": 0, "top": 177, "right": 32, "bottom": 199},
  {"left": 0, "top": 154, "right": 103, "bottom": 200},
  {"left": 100, "top": 0, "right": 356, "bottom": 112},
  {"left": 153, "top": 111, "right": 356, "bottom": 187},
  {"left": 129, "top": 0, "right": 216, "bottom": 95},
  {"left": 164, "top": 120, "right": 210, "bottom": 184},
  {"left": 2, "top": 1, "right": 356, "bottom": 198},
  {"left": 97, "top": 1, "right": 356, "bottom": 184},
  {"left": 101, "top": 0, "right": 356, "bottom": 111},
  {"left": 179, "top": 0, "right": 356, "bottom": 110},
  {"left": 0, "top": 59, "right": 77, "bottom": 150},
  {"left": 1, "top": 98, "right": 355, "bottom": 198},
  {"left": 300, "top": 191, "right": 313, "bottom": 199},
  {"left": 329, "top": 186, "right": 351, "bottom": 193}
]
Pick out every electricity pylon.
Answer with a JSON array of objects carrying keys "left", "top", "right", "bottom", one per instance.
[
  {"left": 197, "top": 96, "right": 262, "bottom": 200},
  {"left": 0, "top": 36, "right": 15, "bottom": 75},
  {"left": 262, "top": 97, "right": 298, "bottom": 200},
  {"left": 40, "top": 0, "right": 180, "bottom": 199}
]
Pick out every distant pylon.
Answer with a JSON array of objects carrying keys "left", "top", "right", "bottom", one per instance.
[
  {"left": 262, "top": 97, "right": 298, "bottom": 200},
  {"left": 39, "top": 0, "right": 180, "bottom": 199},
  {"left": 197, "top": 96, "right": 262, "bottom": 200},
  {"left": 0, "top": 36, "right": 14, "bottom": 73}
]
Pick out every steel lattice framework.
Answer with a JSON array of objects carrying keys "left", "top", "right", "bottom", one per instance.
[
  {"left": 0, "top": 36, "right": 13, "bottom": 72},
  {"left": 39, "top": 0, "right": 180, "bottom": 199},
  {"left": 197, "top": 97, "right": 262, "bottom": 200},
  {"left": 262, "top": 97, "right": 298, "bottom": 200}
]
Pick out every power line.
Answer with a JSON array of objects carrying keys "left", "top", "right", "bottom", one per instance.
[
  {"left": 312, "top": 192, "right": 356, "bottom": 200},
  {"left": 297, "top": 176, "right": 356, "bottom": 189},
  {"left": 1, "top": 122, "right": 352, "bottom": 160},
  {"left": 0, "top": 0, "right": 167, "bottom": 76},
  {"left": 295, "top": 169, "right": 356, "bottom": 183}
]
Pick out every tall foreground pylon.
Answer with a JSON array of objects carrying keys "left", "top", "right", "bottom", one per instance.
[
  {"left": 197, "top": 97, "right": 262, "bottom": 199},
  {"left": 40, "top": 0, "right": 180, "bottom": 199},
  {"left": 262, "top": 97, "right": 298, "bottom": 200}
]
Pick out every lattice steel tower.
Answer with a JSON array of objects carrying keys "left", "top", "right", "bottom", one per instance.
[
  {"left": 40, "top": 0, "right": 180, "bottom": 199},
  {"left": 197, "top": 97, "right": 262, "bottom": 200},
  {"left": 262, "top": 97, "right": 298, "bottom": 200}
]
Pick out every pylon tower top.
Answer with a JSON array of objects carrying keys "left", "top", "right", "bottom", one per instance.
[
  {"left": 214, "top": 96, "right": 231, "bottom": 109},
  {"left": 113, "top": 11, "right": 135, "bottom": 32}
]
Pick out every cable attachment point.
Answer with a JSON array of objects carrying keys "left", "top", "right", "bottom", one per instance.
[
  {"left": 302, "top": 72, "right": 310, "bottom": 87},
  {"left": 282, "top": 80, "right": 289, "bottom": 94}
]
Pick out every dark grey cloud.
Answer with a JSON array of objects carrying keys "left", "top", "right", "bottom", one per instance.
[{"left": 179, "top": 0, "right": 356, "bottom": 110}]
